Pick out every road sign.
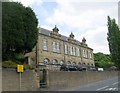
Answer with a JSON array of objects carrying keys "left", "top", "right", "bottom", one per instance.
[{"left": 17, "top": 65, "right": 24, "bottom": 72}]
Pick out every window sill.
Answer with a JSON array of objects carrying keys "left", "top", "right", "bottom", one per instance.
[
  {"left": 43, "top": 49, "right": 48, "bottom": 52},
  {"left": 53, "top": 52, "right": 61, "bottom": 54}
]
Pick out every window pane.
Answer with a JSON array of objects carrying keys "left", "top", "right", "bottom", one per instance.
[
  {"left": 73, "top": 47, "right": 76, "bottom": 56},
  {"left": 65, "top": 45, "right": 68, "bottom": 54},
  {"left": 87, "top": 51, "right": 89, "bottom": 58},
  {"left": 78, "top": 48, "right": 80, "bottom": 56},
  {"left": 52, "top": 59, "right": 58, "bottom": 65},
  {"left": 90, "top": 52, "right": 92, "bottom": 58},
  {"left": 83, "top": 49, "right": 86, "bottom": 58},
  {"left": 57, "top": 42, "right": 60, "bottom": 53},
  {"left": 53, "top": 42, "right": 56, "bottom": 52},
  {"left": 70, "top": 46, "right": 73, "bottom": 55},
  {"left": 44, "top": 59, "right": 49, "bottom": 65},
  {"left": 43, "top": 39, "right": 47, "bottom": 50}
]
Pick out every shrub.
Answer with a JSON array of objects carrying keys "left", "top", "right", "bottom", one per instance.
[
  {"left": 2, "top": 61, "right": 17, "bottom": 69},
  {"left": 2, "top": 60, "right": 35, "bottom": 70},
  {"left": 24, "top": 64, "right": 35, "bottom": 70}
]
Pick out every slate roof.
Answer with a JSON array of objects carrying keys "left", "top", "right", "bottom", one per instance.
[{"left": 39, "top": 27, "right": 82, "bottom": 46}]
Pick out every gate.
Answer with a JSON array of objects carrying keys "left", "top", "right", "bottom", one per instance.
[{"left": 40, "top": 69, "right": 47, "bottom": 88}]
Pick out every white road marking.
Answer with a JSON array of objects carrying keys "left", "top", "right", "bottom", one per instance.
[
  {"left": 112, "top": 82, "right": 118, "bottom": 85},
  {"left": 96, "top": 86, "right": 109, "bottom": 91},
  {"left": 105, "top": 88, "right": 117, "bottom": 91},
  {"left": 112, "top": 88, "right": 117, "bottom": 90}
]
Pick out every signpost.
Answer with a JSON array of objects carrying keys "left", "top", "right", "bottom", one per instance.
[{"left": 17, "top": 65, "right": 24, "bottom": 91}]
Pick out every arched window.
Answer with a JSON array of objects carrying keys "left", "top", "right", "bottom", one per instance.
[
  {"left": 60, "top": 60, "right": 64, "bottom": 65},
  {"left": 78, "top": 62, "right": 81, "bottom": 65},
  {"left": 91, "top": 64, "right": 94, "bottom": 66},
  {"left": 87, "top": 63, "right": 90, "bottom": 66},
  {"left": 52, "top": 59, "right": 58, "bottom": 65},
  {"left": 83, "top": 63, "right": 86, "bottom": 65},
  {"left": 72, "top": 62, "right": 76, "bottom": 66},
  {"left": 44, "top": 58, "right": 49, "bottom": 65},
  {"left": 66, "top": 61, "right": 71, "bottom": 65}
]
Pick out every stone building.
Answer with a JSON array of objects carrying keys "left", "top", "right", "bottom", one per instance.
[{"left": 32, "top": 26, "right": 95, "bottom": 70}]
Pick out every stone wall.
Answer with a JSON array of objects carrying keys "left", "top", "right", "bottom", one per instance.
[
  {"left": 2, "top": 69, "right": 39, "bottom": 91},
  {"left": 45, "top": 71, "right": 118, "bottom": 90},
  {"left": 2, "top": 68, "right": 118, "bottom": 91}
]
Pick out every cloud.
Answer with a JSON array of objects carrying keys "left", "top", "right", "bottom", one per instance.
[
  {"left": 55, "top": 0, "right": 119, "bottom": 2},
  {"left": 40, "top": 25, "right": 53, "bottom": 31},
  {"left": 11, "top": 0, "right": 118, "bottom": 54},
  {"left": 41, "top": 1, "right": 118, "bottom": 54},
  {"left": 79, "top": 26, "right": 110, "bottom": 54},
  {"left": 45, "top": 2, "right": 117, "bottom": 29},
  {"left": 12, "top": 0, "right": 42, "bottom": 7}
]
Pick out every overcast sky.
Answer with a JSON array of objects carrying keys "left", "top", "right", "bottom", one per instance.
[{"left": 13, "top": 0, "right": 119, "bottom": 54}]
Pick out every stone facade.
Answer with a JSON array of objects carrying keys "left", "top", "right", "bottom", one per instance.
[{"left": 35, "top": 26, "right": 94, "bottom": 69}]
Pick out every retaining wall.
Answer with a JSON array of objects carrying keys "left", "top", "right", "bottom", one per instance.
[
  {"left": 2, "top": 69, "right": 118, "bottom": 91},
  {"left": 45, "top": 71, "right": 118, "bottom": 90},
  {"left": 2, "top": 69, "right": 39, "bottom": 91}
]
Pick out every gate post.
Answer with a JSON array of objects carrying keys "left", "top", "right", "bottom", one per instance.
[{"left": 46, "top": 69, "right": 50, "bottom": 88}]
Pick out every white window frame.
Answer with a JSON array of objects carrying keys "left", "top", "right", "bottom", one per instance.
[
  {"left": 83, "top": 49, "right": 86, "bottom": 58},
  {"left": 73, "top": 47, "right": 76, "bottom": 56},
  {"left": 85, "top": 50, "right": 88, "bottom": 58},
  {"left": 77, "top": 48, "right": 80, "bottom": 56},
  {"left": 86, "top": 51, "right": 89, "bottom": 58},
  {"left": 65, "top": 45, "right": 68, "bottom": 54},
  {"left": 53, "top": 42, "right": 56, "bottom": 52},
  {"left": 43, "top": 39, "right": 47, "bottom": 50},
  {"left": 89, "top": 52, "right": 92, "bottom": 59},
  {"left": 57, "top": 42, "right": 60, "bottom": 53},
  {"left": 85, "top": 50, "right": 87, "bottom": 58},
  {"left": 70, "top": 46, "right": 73, "bottom": 55}
]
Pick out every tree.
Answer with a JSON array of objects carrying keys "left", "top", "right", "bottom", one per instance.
[
  {"left": 107, "top": 16, "right": 120, "bottom": 69},
  {"left": 2, "top": 2, "right": 38, "bottom": 61},
  {"left": 94, "top": 52, "right": 113, "bottom": 68}
]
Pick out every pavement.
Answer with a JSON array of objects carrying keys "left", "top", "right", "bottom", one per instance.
[{"left": 58, "top": 76, "right": 119, "bottom": 91}]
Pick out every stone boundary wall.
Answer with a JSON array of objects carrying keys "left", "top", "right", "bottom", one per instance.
[
  {"left": 2, "top": 69, "right": 118, "bottom": 91},
  {"left": 2, "top": 69, "right": 39, "bottom": 91},
  {"left": 45, "top": 71, "right": 118, "bottom": 90}
]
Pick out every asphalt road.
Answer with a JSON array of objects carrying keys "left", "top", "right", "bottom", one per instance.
[{"left": 60, "top": 76, "right": 119, "bottom": 91}]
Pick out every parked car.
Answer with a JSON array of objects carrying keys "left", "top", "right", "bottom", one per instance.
[
  {"left": 82, "top": 66, "right": 87, "bottom": 71},
  {"left": 89, "top": 67, "right": 97, "bottom": 71},
  {"left": 97, "top": 68, "right": 104, "bottom": 71},
  {"left": 76, "top": 65, "right": 83, "bottom": 71},
  {"left": 60, "top": 64, "right": 78, "bottom": 71},
  {"left": 60, "top": 64, "right": 69, "bottom": 71},
  {"left": 69, "top": 65, "right": 78, "bottom": 71},
  {"left": 60, "top": 64, "right": 98, "bottom": 71}
]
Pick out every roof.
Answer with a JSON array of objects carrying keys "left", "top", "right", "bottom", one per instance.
[{"left": 41, "top": 29, "right": 93, "bottom": 48}]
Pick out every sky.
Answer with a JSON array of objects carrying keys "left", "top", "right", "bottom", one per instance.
[{"left": 12, "top": 0, "right": 119, "bottom": 54}]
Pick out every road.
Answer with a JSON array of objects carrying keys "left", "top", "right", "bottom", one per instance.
[{"left": 60, "top": 76, "right": 119, "bottom": 91}]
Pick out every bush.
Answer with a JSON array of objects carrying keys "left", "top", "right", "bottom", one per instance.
[
  {"left": 14, "top": 53, "right": 25, "bottom": 62},
  {"left": 24, "top": 64, "right": 35, "bottom": 70},
  {"left": 2, "top": 60, "right": 35, "bottom": 70},
  {"left": 2, "top": 61, "right": 17, "bottom": 69}
]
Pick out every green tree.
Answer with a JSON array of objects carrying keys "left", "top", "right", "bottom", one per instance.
[
  {"left": 94, "top": 52, "right": 113, "bottom": 68},
  {"left": 107, "top": 16, "right": 120, "bottom": 69},
  {"left": 2, "top": 2, "right": 38, "bottom": 61}
]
